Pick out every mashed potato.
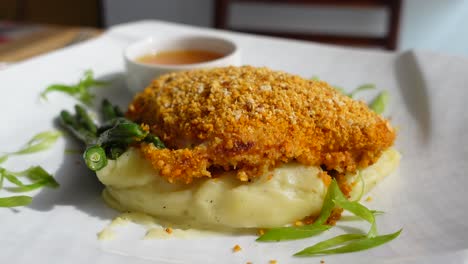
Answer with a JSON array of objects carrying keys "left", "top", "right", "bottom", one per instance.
[{"left": 97, "top": 148, "right": 400, "bottom": 228}]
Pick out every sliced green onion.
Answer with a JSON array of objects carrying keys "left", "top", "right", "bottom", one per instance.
[
  {"left": 333, "top": 86, "right": 346, "bottom": 94},
  {"left": 258, "top": 180, "right": 339, "bottom": 242},
  {"left": 257, "top": 224, "right": 330, "bottom": 242},
  {"left": 0, "top": 169, "right": 4, "bottom": 189},
  {"left": 294, "top": 233, "right": 366, "bottom": 256},
  {"left": 352, "top": 172, "right": 365, "bottom": 202},
  {"left": 0, "top": 196, "right": 32, "bottom": 207},
  {"left": 295, "top": 229, "right": 402, "bottom": 256},
  {"left": 314, "top": 180, "right": 341, "bottom": 225},
  {"left": 0, "top": 155, "right": 8, "bottom": 164},
  {"left": 370, "top": 210, "right": 385, "bottom": 215},
  {"left": 41, "top": 70, "right": 108, "bottom": 105},
  {"left": 3, "top": 166, "right": 59, "bottom": 192},
  {"left": 21, "top": 166, "right": 59, "bottom": 188},
  {"left": 334, "top": 198, "right": 377, "bottom": 237},
  {"left": 84, "top": 145, "right": 108, "bottom": 171},
  {"left": 349, "top": 84, "right": 376, "bottom": 98},
  {"left": 3, "top": 173, "right": 24, "bottom": 187},
  {"left": 369, "top": 90, "right": 389, "bottom": 114},
  {"left": 41, "top": 84, "right": 78, "bottom": 99},
  {"left": 255, "top": 179, "right": 401, "bottom": 257},
  {"left": 12, "top": 131, "right": 62, "bottom": 155}
]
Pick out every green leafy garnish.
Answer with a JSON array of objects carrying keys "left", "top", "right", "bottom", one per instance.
[
  {"left": 333, "top": 86, "right": 346, "bottom": 94},
  {"left": 369, "top": 90, "right": 389, "bottom": 114},
  {"left": 257, "top": 224, "right": 330, "bottom": 242},
  {"left": 0, "top": 196, "right": 33, "bottom": 207},
  {"left": 349, "top": 84, "right": 376, "bottom": 98},
  {"left": 295, "top": 229, "right": 402, "bottom": 256},
  {"left": 352, "top": 172, "right": 365, "bottom": 202},
  {"left": 13, "top": 131, "right": 62, "bottom": 155},
  {"left": 310, "top": 75, "right": 389, "bottom": 114},
  {"left": 0, "top": 131, "right": 61, "bottom": 164},
  {"left": 1, "top": 166, "right": 59, "bottom": 193},
  {"left": 334, "top": 197, "right": 377, "bottom": 237},
  {"left": 0, "top": 166, "right": 59, "bottom": 208},
  {"left": 295, "top": 233, "right": 366, "bottom": 255},
  {"left": 6, "top": 166, "right": 59, "bottom": 191},
  {"left": 0, "top": 132, "right": 60, "bottom": 208},
  {"left": 370, "top": 210, "right": 385, "bottom": 215},
  {"left": 41, "top": 70, "right": 108, "bottom": 105},
  {"left": 256, "top": 179, "right": 401, "bottom": 257},
  {"left": 257, "top": 180, "right": 338, "bottom": 242}
]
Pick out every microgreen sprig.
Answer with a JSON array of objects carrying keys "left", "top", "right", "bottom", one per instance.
[{"left": 41, "top": 70, "right": 108, "bottom": 106}]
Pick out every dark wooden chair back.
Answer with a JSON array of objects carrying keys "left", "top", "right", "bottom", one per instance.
[{"left": 214, "top": 0, "right": 402, "bottom": 50}]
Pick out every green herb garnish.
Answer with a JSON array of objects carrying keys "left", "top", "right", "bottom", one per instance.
[
  {"left": 0, "top": 131, "right": 61, "bottom": 164},
  {"left": 256, "top": 224, "right": 331, "bottom": 242},
  {"left": 310, "top": 76, "right": 388, "bottom": 114},
  {"left": 257, "top": 180, "right": 401, "bottom": 257},
  {"left": 3, "top": 166, "right": 59, "bottom": 192},
  {"left": 41, "top": 70, "right": 108, "bottom": 105},
  {"left": 0, "top": 196, "right": 33, "bottom": 207},
  {"left": 59, "top": 99, "right": 165, "bottom": 171},
  {"left": 295, "top": 229, "right": 402, "bottom": 256},
  {"left": 0, "top": 131, "right": 60, "bottom": 208},
  {"left": 369, "top": 90, "right": 389, "bottom": 114},
  {"left": 349, "top": 84, "right": 376, "bottom": 98}
]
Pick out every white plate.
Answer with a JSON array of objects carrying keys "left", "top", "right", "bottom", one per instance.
[{"left": 1, "top": 20, "right": 468, "bottom": 264}]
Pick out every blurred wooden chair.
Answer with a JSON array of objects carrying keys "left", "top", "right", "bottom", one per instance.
[
  {"left": 214, "top": 0, "right": 402, "bottom": 50},
  {"left": 1, "top": 0, "right": 104, "bottom": 27}
]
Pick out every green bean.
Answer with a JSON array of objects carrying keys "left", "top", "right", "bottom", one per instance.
[
  {"left": 83, "top": 145, "right": 107, "bottom": 171},
  {"left": 145, "top": 134, "right": 166, "bottom": 149},
  {"left": 75, "top": 105, "right": 97, "bottom": 134},
  {"left": 101, "top": 99, "right": 117, "bottom": 121},
  {"left": 113, "top": 105, "right": 124, "bottom": 117},
  {"left": 59, "top": 110, "right": 97, "bottom": 145},
  {"left": 107, "top": 144, "right": 127, "bottom": 160},
  {"left": 59, "top": 102, "right": 166, "bottom": 171},
  {"left": 98, "top": 121, "right": 147, "bottom": 146}
]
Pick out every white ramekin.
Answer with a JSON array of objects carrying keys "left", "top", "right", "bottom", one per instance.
[{"left": 124, "top": 35, "right": 241, "bottom": 93}]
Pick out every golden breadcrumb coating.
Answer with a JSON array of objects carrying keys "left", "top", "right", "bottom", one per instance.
[{"left": 127, "top": 66, "right": 395, "bottom": 183}]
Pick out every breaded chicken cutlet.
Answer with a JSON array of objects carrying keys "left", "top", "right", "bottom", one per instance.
[{"left": 127, "top": 66, "right": 395, "bottom": 184}]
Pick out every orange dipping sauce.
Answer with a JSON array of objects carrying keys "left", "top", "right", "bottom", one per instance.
[{"left": 136, "top": 50, "right": 224, "bottom": 65}]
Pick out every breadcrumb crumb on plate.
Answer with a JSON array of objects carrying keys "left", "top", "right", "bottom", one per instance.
[{"left": 233, "top": 244, "right": 242, "bottom": 252}]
